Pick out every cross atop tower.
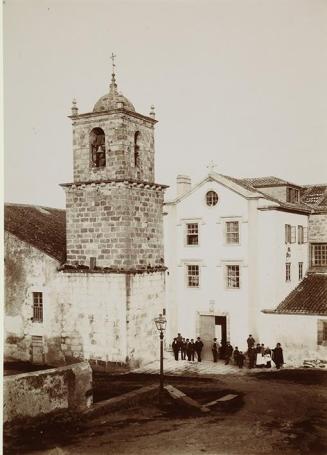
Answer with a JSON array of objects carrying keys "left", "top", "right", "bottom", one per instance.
[{"left": 110, "top": 52, "right": 117, "bottom": 75}]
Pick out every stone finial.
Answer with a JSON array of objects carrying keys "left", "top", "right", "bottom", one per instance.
[
  {"left": 71, "top": 98, "right": 78, "bottom": 116},
  {"left": 149, "top": 105, "right": 156, "bottom": 118}
]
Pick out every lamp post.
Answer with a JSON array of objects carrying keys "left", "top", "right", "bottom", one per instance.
[{"left": 154, "top": 313, "right": 167, "bottom": 405}]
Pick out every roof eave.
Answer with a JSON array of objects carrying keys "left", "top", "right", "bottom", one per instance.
[{"left": 262, "top": 309, "right": 327, "bottom": 317}]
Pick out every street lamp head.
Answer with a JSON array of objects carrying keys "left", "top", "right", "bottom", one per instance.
[{"left": 154, "top": 313, "right": 167, "bottom": 332}]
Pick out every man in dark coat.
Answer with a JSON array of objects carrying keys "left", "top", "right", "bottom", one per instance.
[
  {"left": 237, "top": 351, "right": 245, "bottom": 369},
  {"left": 247, "top": 335, "right": 255, "bottom": 350},
  {"left": 212, "top": 338, "right": 219, "bottom": 363},
  {"left": 233, "top": 346, "right": 240, "bottom": 365},
  {"left": 195, "top": 337, "right": 204, "bottom": 362},
  {"left": 272, "top": 343, "right": 284, "bottom": 369},
  {"left": 172, "top": 338, "right": 179, "bottom": 361},
  {"left": 188, "top": 338, "right": 195, "bottom": 361},
  {"left": 224, "top": 342, "right": 234, "bottom": 365},
  {"left": 248, "top": 347, "right": 256, "bottom": 369},
  {"left": 185, "top": 338, "right": 190, "bottom": 360}
]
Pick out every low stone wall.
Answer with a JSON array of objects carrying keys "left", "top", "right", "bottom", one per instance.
[{"left": 3, "top": 362, "right": 92, "bottom": 424}]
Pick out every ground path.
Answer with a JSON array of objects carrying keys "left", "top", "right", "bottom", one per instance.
[{"left": 132, "top": 355, "right": 267, "bottom": 377}]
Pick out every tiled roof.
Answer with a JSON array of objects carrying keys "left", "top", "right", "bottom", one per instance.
[
  {"left": 219, "top": 174, "right": 258, "bottom": 193},
  {"left": 239, "top": 176, "right": 300, "bottom": 188},
  {"left": 4, "top": 203, "right": 66, "bottom": 262},
  {"left": 271, "top": 274, "right": 327, "bottom": 315},
  {"left": 222, "top": 175, "right": 312, "bottom": 213},
  {"left": 301, "top": 185, "right": 327, "bottom": 207}
]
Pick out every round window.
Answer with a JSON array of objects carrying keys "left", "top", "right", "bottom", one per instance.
[{"left": 206, "top": 191, "right": 218, "bottom": 206}]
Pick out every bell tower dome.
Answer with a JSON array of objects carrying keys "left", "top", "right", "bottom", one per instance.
[{"left": 69, "top": 59, "right": 156, "bottom": 185}]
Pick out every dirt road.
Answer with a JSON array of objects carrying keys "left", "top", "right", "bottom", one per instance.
[{"left": 5, "top": 370, "right": 327, "bottom": 455}]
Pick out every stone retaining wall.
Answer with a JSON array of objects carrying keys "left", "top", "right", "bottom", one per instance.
[{"left": 3, "top": 362, "right": 92, "bottom": 424}]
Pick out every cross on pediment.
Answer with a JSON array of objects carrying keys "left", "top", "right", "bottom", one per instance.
[{"left": 207, "top": 160, "right": 217, "bottom": 173}]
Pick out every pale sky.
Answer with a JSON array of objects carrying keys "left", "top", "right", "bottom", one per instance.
[{"left": 4, "top": 0, "right": 327, "bottom": 208}]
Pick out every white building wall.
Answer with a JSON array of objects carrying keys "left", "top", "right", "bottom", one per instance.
[
  {"left": 256, "top": 210, "right": 309, "bottom": 313},
  {"left": 165, "top": 179, "right": 252, "bottom": 350},
  {"left": 260, "top": 314, "right": 327, "bottom": 364}
]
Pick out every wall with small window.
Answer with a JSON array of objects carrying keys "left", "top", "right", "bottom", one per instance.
[
  {"left": 256, "top": 185, "right": 300, "bottom": 203},
  {"left": 256, "top": 209, "right": 309, "bottom": 312},
  {"left": 170, "top": 179, "right": 249, "bottom": 266},
  {"left": 4, "top": 232, "right": 62, "bottom": 364}
]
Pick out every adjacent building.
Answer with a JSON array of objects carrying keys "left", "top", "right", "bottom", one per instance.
[{"left": 164, "top": 173, "right": 327, "bottom": 362}]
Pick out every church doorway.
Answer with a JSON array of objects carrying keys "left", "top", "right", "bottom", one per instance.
[{"left": 199, "top": 315, "right": 227, "bottom": 361}]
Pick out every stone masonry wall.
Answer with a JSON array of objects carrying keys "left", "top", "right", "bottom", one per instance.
[
  {"left": 65, "top": 182, "right": 164, "bottom": 268},
  {"left": 126, "top": 272, "right": 166, "bottom": 367},
  {"left": 58, "top": 271, "right": 165, "bottom": 366},
  {"left": 72, "top": 112, "right": 155, "bottom": 183},
  {"left": 58, "top": 272, "right": 127, "bottom": 363},
  {"left": 309, "top": 213, "right": 327, "bottom": 242}
]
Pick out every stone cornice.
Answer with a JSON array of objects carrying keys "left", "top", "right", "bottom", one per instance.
[
  {"left": 60, "top": 178, "right": 169, "bottom": 191},
  {"left": 69, "top": 109, "right": 157, "bottom": 125},
  {"left": 257, "top": 206, "right": 312, "bottom": 215},
  {"left": 58, "top": 264, "right": 167, "bottom": 274}
]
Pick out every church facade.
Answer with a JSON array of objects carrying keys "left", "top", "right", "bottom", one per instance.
[
  {"left": 164, "top": 173, "right": 327, "bottom": 363},
  {"left": 4, "top": 70, "right": 167, "bottom": 368}
]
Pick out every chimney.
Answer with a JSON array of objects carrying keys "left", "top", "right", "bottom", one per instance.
[{"left": 176, "top": 175, "right": 191, "bottom": 197}]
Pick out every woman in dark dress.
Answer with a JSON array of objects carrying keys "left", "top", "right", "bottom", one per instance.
[{"left": 272, "top": 343, "right": 284, "bottom": 369}]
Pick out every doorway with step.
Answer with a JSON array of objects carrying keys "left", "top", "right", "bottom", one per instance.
[{"left": 199, "top": 315, "right": 227, "bottom": 361}]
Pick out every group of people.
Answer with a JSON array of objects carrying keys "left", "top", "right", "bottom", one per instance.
[
  {"left": 171, "top": 333, "right": 284, "bottom": 370},
  {"left": 172, "top": 334, "right": 204, "bottom": 361},
  {"left": 244, "top": 335, "right": 284, "bottom": 370}
]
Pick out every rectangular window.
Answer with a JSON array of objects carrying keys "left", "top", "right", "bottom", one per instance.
[
  {"left": 318, "top": 320, "right": 327, "bottom": 345},
  {"left": 311, "top": 244, "right": 327, "bottom": 266},
  {"left": 33, "top": 292, "right": 43, "bottom": 323},
  {"left": 285, "top": 224, "right": 291, "bottom": 243},
  {"left": 285, "top": 225, "right": 296, "bottom": 243},
  {"left": 303, "top": 227, "right": 308, "bottom": 243},
  {"left": 186, "top": 223, "right": 199, "bottom": 245},
  {"left": 298, "top": 262, "right": 303, "bottom": 280},
  {"left": 187, "top": 265, "right": 199, "bottom": 287},
  {"left": 298, "top": 226, "right": 304, "bottom": 244},
  {"left": 225, "top": 221, "right": 240, "bottom": 244},
  {"left": 226, "top": 265, "right": 240, "bottom": 289},
  {"left": 286, "top": 187, "right": 299, "bottom": 203},
  {"left": 286, "top": 263, "right": 291, "bottom": 282}
]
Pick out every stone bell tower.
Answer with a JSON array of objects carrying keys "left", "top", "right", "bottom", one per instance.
[
  {"left": 62, "top": 64, "right": 166, "bottom": 271},
  {"left": 59, "top": 57, "right": 167, "bottom": 367}
]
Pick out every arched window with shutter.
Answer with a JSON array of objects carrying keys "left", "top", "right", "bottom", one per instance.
[{"left": 90, "top": 127, "right": 106, "bottom": 168}]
